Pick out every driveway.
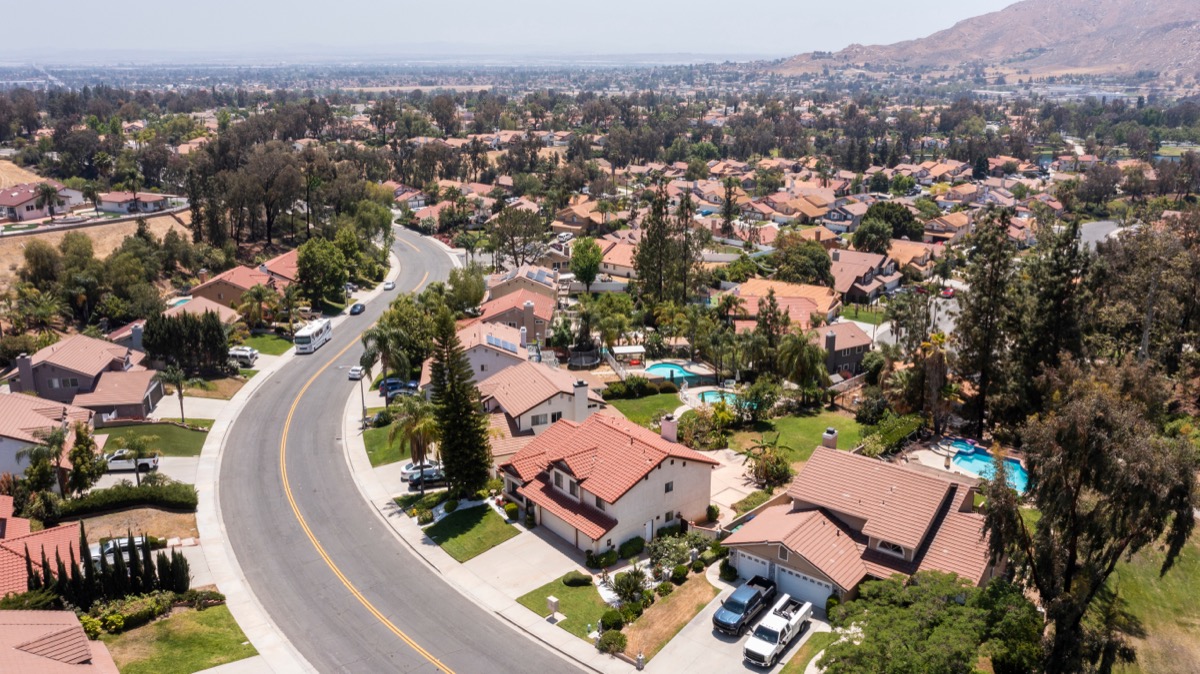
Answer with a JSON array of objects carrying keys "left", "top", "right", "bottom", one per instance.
[
  {"left": 646, "top": 578, "right": 831, "bottom": 673},
  {"left": 460, "top": 526, "right": 584, "bottom": 598},
  {"left": 709, "top": 449, "right": 757, "bottom": 523},
  {"left": 150, "top": 395, "right": 229, "bottom": 421},
  {"left": 95, "top": 456, "right": 198, "bottom": 489}
]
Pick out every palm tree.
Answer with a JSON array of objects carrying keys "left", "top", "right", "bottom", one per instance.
[
  {"left": 21, "top": 290, "right": 65, "bottom": 337},
  {"left": 154, "top": 366, "right": 202, "bottom": 424},
  {"left": 714, "top": 294, "right": 745, "bottom": 326},
  {"left": 19, "top": 426, "right": 67, "bottom": 493},
  {"left": 279, "top": 284, "right": 303, "bottom": 338},
  {"left": 34, "top": 183, "right": 61, "bottom": 219},
  {"left": 778, "top": 330, "right": 831, "bottom": 406},
  {"left": 361, "top": 323, "right": 409, "bottom": 380},
  {"left": 738, "top": 434, "right": 794, "bottom": 488},
  {"left": 237, "top": 284, "right": 278, "bottom": 330},
  {"left": 118, "top": 434, "right": 160, "bottom": 488},
  {"left": 389, "top": 396, "right": 440, "bottom": 495},
  {"left": 81, "top": 182, "right": 102, "bottom": 213}
]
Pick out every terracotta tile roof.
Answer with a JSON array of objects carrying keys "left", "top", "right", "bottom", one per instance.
[
  {"left": 191, "top": 265, "right": 275, "bottom": 295},
  {"left": 29, "top": 334, "right": 139, "bottom": 379},
  {"left": 479, "top": 361, "right": 603, "bottom": 418},
  {"left": 788, "top": 448, "right": 951, "bottom": 550},
  {"left": 888, "top": 239, "right": 942, "bottom": 269},
  {"left": 724, "top": 505, "right": 868, "bottom": 591},
  {"left": 0, "top": 523, "right": 80, "bottom": 597},
  {"left": 814, "top": 322, "right": 873, "bottom": 352},
  {"left": 916, "top": 509, "right": 991, "bottom": 582},
  {"left": 518, "top": 477, "right": 617, "bottom": 540},
  {"left": 71, "top": 370, "right": 159, "bottom": 409},
  {"left": 98, "top": 191, "right": 165, "bottom": 203},
  {"left": 478, "top": 290, "right": 555, "bottom": 325},
  {"left": 734, "top": 279, "right": 841, "bottom": 317},
  {"left": 600, "top": 241, "right": 637, "bottom": 270},
  {"left": 264, "top": 249, "right": 299, "bottom": 282},
  {"left": 487, "top": 411, "right": 535, "bottom": 463},
  {"left": 0, "top": 610, "right": 117, "bottom": 673},
  {"left": 164, "top": 296, "right": 240, "bottom": 324},
  {"left": 502, "top": 415, "right": 718, "bottom": 504},
  {"left": 738, "top": 295, "right": 818, "bottom": 331},
  {"left": 0, "top": 394, "right": 91, "bottom": 444},
  {"left": 0, "top": 495, "right": 32, "bottom": 539}
]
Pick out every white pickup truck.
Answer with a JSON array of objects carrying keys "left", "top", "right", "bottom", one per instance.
[
  {"left": 743, "top": 594, "right": 813, "bottom": 668},
  {"left": 104, "top": 449, "right": 160, "bottom": 473}
]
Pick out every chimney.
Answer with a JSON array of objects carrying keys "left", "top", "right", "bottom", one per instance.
[
  {"left": 660, "top": 414, "right": 678, "bottom": 443},
  {"left": 822, "top": 427, "right": 839, "bottom": 449},
  {"left": 573, "top": 380, "right": 590, "bottom": 422},
  {"left": 831, "top": 249, "right": 840, "bottom": 262},
  {"left": 131, "top": 322, "right": 144, "bottom": 351},
  {"left": 523, "top": 300, "right": 536, "bottom": 336},
  {"left": 198, "top": 268, "right": 209, "bottom": 283},
  {"left": 825, "top": 329, "right": 837, "bottom": 354},
  {"left": 259, "top": 263, "right": 270, "bottom": 275},
  {"left": 519, "top": 326, "right": 528, "bottom": 347},
  {"left": 15, "top": 353, "right": 33, "bottom": 393}
]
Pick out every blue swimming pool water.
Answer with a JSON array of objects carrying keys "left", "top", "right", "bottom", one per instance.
[
  {"left": 170, "top": 297, "right": 191, "bottom": 308},
  {"left": 646, "top": 362, "right": 702, "bottom": 383},
  {"left": 951, "top": 441, "right": 1029, "bottom": 493},
  {"left": 699, "top": 390, "right": 742, "bottom": 406}
]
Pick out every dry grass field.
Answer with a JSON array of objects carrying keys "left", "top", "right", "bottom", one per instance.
[{"left": 0, "top": 160, "right": 43, "bottom": 188}]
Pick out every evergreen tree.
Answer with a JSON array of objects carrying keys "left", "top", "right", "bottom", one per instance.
[
  {"left": 126, "top": 532, "right": 143, "bottom": 595},
  {"left": 634, "top": 181, "right": 672, "bottom": 305},
  {"left": 156, "top": 552, "right": 173, "bottom": 592},
  {"left": 54, "top": 550, "right": 69, "bottom": 602},
  {"left": 79, "top": 521, "right": 98, "bottom": 604},
  {"left": 755, "top": 289, "right": 791, "bottom": 364},
  {"left": 68, "top": 548, "right": 86, "bottom": 609},
  {"left": 110, "top": 540, "right": 129, "bottom": 598},
  {"left": 170, "top": 551, "right": 191, "bottom": 593},
  {"left": 721, "top": 178, "right": 737, "bottom": 237},
  {"left": 140, "top": 536, "right": 157, "bottom": 592},
  {"left": 98, "top": 544, "right": 115, "bottom": 600},
  {"left": 25, "top": 545, "right": 39, "bottom": 591},
  {"left": 40, "top": 548, "right": 54, "bottom": 592},
  {"left": 429, "top": 309, "right": 492, "bottom": 498}
]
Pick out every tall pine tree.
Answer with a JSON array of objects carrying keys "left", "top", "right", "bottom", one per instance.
[
  {"left": 633, "top": 181, "right": 672, "bottom": 305},
  {"left": 429, "top": 309, "right": 492, "bottom": 498}
]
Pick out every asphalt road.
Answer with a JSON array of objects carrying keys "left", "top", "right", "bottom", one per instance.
[{"left": 219, "top": 229, "right": 582, "bottom": 673}]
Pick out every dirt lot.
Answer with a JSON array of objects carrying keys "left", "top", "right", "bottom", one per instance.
[
  {"left": 80, "top": 507, "right": 199, "bottom": 543},
  {"left": 623, "top": 572, "right": 721, "bottom": 660},
  {"left": 0, "top": 213, "right": 188, "bottom": 292},
  {"left": 0, "top": 160, "right": 42, "bottom": 188}
]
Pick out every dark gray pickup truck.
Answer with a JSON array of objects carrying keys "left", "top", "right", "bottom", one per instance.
[{"left": 713, "top": 575, "right": 778, "bottom": 636}]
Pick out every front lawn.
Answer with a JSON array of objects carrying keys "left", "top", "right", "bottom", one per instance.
[
  {"left": 780, "top": 631, "right": 838, "bottom": 674},
  {"left": 733, "top": 489, "right": 774, "bottom": 516},
  {"left": 623, "top": 572, "right": 720, "bottom": 661},
  {"left": 363, "top": 425, "right": 409, "bottom": 467},
  {"left": 100, "top": 605, "right": 257, "bottom": 674},
  {"left": 157, "top": 418, "right": 214, "bottom": 429},
  {"left": 424, "top": 505, "right": 519, "bottom": 562},
  {"left": 731, "top": 411, "right": 864, "bottom": 465},
  {"left": 97, "top": 422, "right": 210, "bottom": 457},
  {"left": 1112, "top": 536, "right": 1200, "bottom": 674},
  {"left": 610, "top": 393, "right": 681, "bottom": 428},
  {"left": 517, "top": 573, "right": 610, "bottom": 640},
  {"left": 395, "top": 490, "right": 448, "bottom": 511},
  {"left": 242, "top": 332, "right": 293, "bottom": 355},
  {"left": 843, "top": 304, "right": 887, "bottom": 326}
]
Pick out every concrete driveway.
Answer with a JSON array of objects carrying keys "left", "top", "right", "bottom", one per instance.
[
  {"left": 646, "top": 578, "right": 831, "bottom": 673},
  {"left": 709, "top": 449, "right": 757, "bottom": 524},
  {"left": 461, "top": 526, "right": 585, "bottom": 598},
  {"left": 150, "top": 396, "right": 229, "bottom": 421},
  {"left": 95, "top": 456, "right": 198, "bottom": 489}
]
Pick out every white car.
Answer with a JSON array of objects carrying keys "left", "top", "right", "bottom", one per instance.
[
  {"left": 104, "top": 449, "right": 159, "bottom": 473},
  {"left": 383, "top": 281, "right": 396, "bottom": 291},
  {"left": 400, "top": 460, "right": 442, "bottom": 481},
  {"left": 348, "top": 365, "right": 365, "bottom": 380}
]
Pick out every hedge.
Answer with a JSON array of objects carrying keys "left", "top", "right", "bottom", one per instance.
[
  {"left": 55, "top": 482, "right": 198, "bottom": 522},
  {"left": 91, "top": 591, "right": 174, "bottom": 632},
  {"left": 671, "top": 564, "right": 689, "bottom": 585},
  {"left": 600, "top": 609, "right": 624, "bottom": 631},
  {"left": 618, "top": 536, "right": 645, "bottom": 559},
  {"left": 598, "top": 630, "right": 627, "bottom": 654},
  {"left": 562, "top": 571, "right": 593, "bottom": 587}
]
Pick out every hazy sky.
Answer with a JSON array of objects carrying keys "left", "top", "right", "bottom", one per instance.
[{"left": 9, "top": 0, "right": 1018, "bottom": 61}]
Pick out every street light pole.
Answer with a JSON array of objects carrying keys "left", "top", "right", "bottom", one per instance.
[{"left": 359, "top": 373, "right": 367, "bottom": 428}]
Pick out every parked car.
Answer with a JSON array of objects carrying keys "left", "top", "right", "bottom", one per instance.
[
  {"left": 744, "top": 595, "right": 813, "bottom": 667},
  {"left": 348, "top": 365, "right": 365, "bottom": 380},
  {"left": 401, "top": 460, "right": 442, "bottom": 481},
  {"left": 386, "top": 388, "right": 415, "bottom": 403},
  {"left": 104, "top": 449, "right": 159, "bottom": 473},
  {"left": 713, "top": 575, "right": 777, "bottom": 636},
  {"left": 229, "top": 345, "right": 259, "bottom": 367},
  {"left": 88, "top": 536, "right": 148, "bottom": 569},
  {"left": 383, "top": 281, "right": 396, "bottom": 291},
  {"left": 940, "top": 287, "right": 955, "bottom": 299},
  {"left": 378, "top": 378, "right": 404, "bottom": 396},
  {"left": 406, "top": 466, "right": 446, "bottom": 489},
  {"left": 349, "top": 303, "right": 366, "bottom": 315}
]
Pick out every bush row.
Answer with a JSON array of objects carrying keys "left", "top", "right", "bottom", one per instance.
[
  {"left": 603, "top": 376, "right": 679, "bottom": 400},
  {"left": 55, "top": 482, "right": 198, "bottom": 522}
]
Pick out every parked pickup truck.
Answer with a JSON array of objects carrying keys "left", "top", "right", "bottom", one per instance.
[
  {"left": 713, "top": 575, "right": 777, "bottom": 636},
  {"left": 104, "top": 449, "right": 159, "bottom": 473},
  {"left": 744, "top": 594, "right": 813, "bottom": 667}
]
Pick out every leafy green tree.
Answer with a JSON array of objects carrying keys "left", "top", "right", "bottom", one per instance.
[
  {"left": 754, "top": 289, "right": 790, "bottom": 365},
  {"left": 66, "top": 423, "right": 105, "bottom": 497},
  {"left": 429, "top": 310, "right": 491, "bottom": 498},
  {"left": 297, "top": 237, "right": 348, "bottom": 305},
  {"left": 634, "top": 181, "right": 673, "bottom": 305},
  {"left": 864, "top": 201, "right": 924, "bottom": 241},
  {"left": 852, "top": 217, "right": 892, "bottom": 255},
  {"left": 19, "top": 426, "right": 65, "bottom": 494},
  {"left": 983, "top": 359, "right": 1197, "bottom": 674},
  {"left": 570, "top": 236, "right": 603, "bottom": 293},
  {"left": 771, "top": 233, "right": 833, "bottom": 286},
  {"left": 446, "top": 264, "right": 486, "bottom": 316},
  {"left": 490, "top": 207, "right": 545, "bottom": 269}
]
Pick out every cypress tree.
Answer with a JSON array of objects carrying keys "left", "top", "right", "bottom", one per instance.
[
  {"left": 170, "top": 551, "right": 191, "bottom": 593},
  {"left": 429, "top": 309, "right": 492, "bottom": 498},
  {"left": 156, "top": 552, "right": 172, "bottom": 592},
  {"left": 40, "top": 548, "right": 54, "bottom": 592},
  {"left": 25, "top": 545, "right": 39, "bottom": 591},
  {"left": 111, "top": 540, "right": 129, "bottom": 598},
  {"left": 68, "top": 548, "right": 86, "bottom": 609},
  {"left": 140, "top": 536, "right": 156, "bottom": 592},
  {"left": 54, "top": 550, "right": 69, "bottom": 602},
  {"left": 79, "top": 522, "right": 98, "bottom": 603},
  {"left": 126, "top": 532, "right": 143, "bottom": 595},
  {"left": 98, "top": 546, "right": 114, "bottom": 601}
]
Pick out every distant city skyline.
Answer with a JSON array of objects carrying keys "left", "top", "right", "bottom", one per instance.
[{"left": 4, "top": 0, "right": 1018, "bottom": 64}]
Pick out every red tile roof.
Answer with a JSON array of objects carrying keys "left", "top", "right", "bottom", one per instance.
[
  {"left": 0, "top": 394, "right": 91, "bottom": 445},
  {"left": 724, "top": 505, "right": 868, "bottom": 591},
  {"left": 487, "top": 411, "right": 535, "bottom": 463},
  {"left": 478, "top": 361, "right": 603, "bottom": 418},
  {"left": 0, "top": 610, "right": 117, "bottom": 673},
  {"left": 478, "top": 289, "right": 555, "bottom": 325},
  {"left": 71, "top": 369, "right": 159, "bottom": 409},
  {"left": 519, "top": 477, "right": 617, "bottom": 540},
  {"left": 29, "top": 334, "right": 140, "bottom": 379},
  {"left": 0, "top": 522, "right": 80, "bottom": 597},
  {"left": 164, "top": 296, "right": 240, "bottom": 324}
]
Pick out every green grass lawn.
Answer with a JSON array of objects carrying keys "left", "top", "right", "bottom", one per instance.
[
  {"left": 97, "top": 422, "right": 210, "bottom": 457},
  {"left": 238, "top": 368, "right": 258, "bottom": 378},
  {"left": 395, "top": 490, "right": 449, "bottom": 511},
  {"left": 780, "top": 631, "right": 838, "bottom": 674},
  {"left": 843, "top": 304, "right": 888, "bottom": 326},
  {"left": 518, "top": 573, "right": 610, "bottom": 640},
  {"left": 733, "top": 490, "right": 774, "bottom": 516},
  {"left": 731, "top": 411, "right": 864, "bottom": 465},
  {"left": 242, "top": 333, "right": 293, "bottom": 355},
  {"left": 1112, "top": 536, "right": 1200, "bottom": 674},
  {"left": 157, "top": 418, "right": 214, "bottom": 429},
  {"left": 424, "top": 505, "right": 519, "bottom": 562},
  {"left": 3, "top": 223, "right": 39, "bottom": 232},
  {"left": 100, "top": 605, "right": 257, "bottom": 674},
  {"left": 363, "top": 425, "right": 410, "bottom": 467},
  {"left": 610, "top": 393, "right": 681, "bottom": 428}
]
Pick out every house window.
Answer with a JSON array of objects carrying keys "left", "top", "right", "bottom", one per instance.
[
  {"left": 63, "top": 378, "right": 78, "bottom": 388},
  {"left": 49, "top": 378, "right": 61, "bottom": 389},
  {"left": 569, "top": 481, "right": 578, "bottom": 497},
  {"left": 595, "top": 496, "right": 605, "bottom": 511},
  {"left": 664, "top": 481, "right": 674, "bottom": 494},
  {"left": 877, "top": 540, "right": 905, "bottom": 557},
  {"left": 665, "top": 510, "right": 675, "bottom": 522},
  {"left": 480, "top": 364, "right": 488, "bottom": 372},
  {"left": 554, "top": 472, "right": 562, "bottom": 488},
  {"left": 531, "top": 414, "right": 548, "bottom": 426},
  {"left": 551, "top": 411, "right": 562, "bottom": 423},
  {"left": 779, "top": 547, "right": 789, "bottom": 561}
]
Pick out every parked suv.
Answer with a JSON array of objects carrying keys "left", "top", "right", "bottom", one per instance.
[
  {"left": 406, "top": 466, "right": 446, "bottom": 489},
  {"left": 229, "top": 345, "right": 259, "bottom": 367}
]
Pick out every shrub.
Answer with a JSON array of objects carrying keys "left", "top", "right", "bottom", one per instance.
[
  {"left": 618, "top": 536, "right": 645, "bottom": 559},
  {"left": 416, "top": 509, "right": 434, "bottom": 525},
  {"left": 609, "top": 566, "right": 648, "bottom": 604},
  {"left": 176, "top": 589, "right": 226, "bottom": 610},
  {"left": 657, "top": 381, "right": 678, "bottom": 394},
  {"left": 624, "top": 376, "right": 650, "bottom": 399},
  {"left": 719, "top": 559, "right": 739, "bottom": 582},
  {"left": 55, "top": 482, "right": 198, "bottom": 522},
  {"left": 598, "top": 549, "right": 618, "bottom": 568},
  {"left": 443, "top": 499, "right": 459, "bottom": 513},
  {"left": 647, "top": 535, "right": 691, "bottom": 568},
  {"left": 80, "top": 614, "right": 102, "bottom": 639},
  {"left": 92, "top": 591, "right": 174, "bottom": 631},
  {"left": 641, "top": 589, "right": 656, "bottom": 606},
  {"left": 562, "top": 571, "right": 593, "bottom": 587},
  {"left": 597, "top": 629, "right": 627, "bottom": 654},
  {"left": 373, "top": 408, "right": 394, "bottom": 427},
  {"left": 656, "top": 582, "right": 675, "bottom": 597},
  {"left": 655, "top": 524, "right": 681, "bottom": 539},
  {"left": 825, "top": 594, "right": 840, "bottom": 616},
  {"left": 699, "top": 550, "right": 719, "bottom": 567},
  {"left": 706, "top": 504, "right": 720, "bottom": 522},
  {"left": 691, "top": 559, "right": 705, "bottom": 574},
  {"left": 476, "top": 477, "right": 504, "bottom": 500},
  {"left": 525, "top": 508, "right": 536, "bottom": 528},
  {"left": 503, "top": 502, "right": 519, "bottom": 520},
  {"left": 620, "top": 600, "right": 643, "bottom": 623},
  {"left": 600, "top": 609, "right": 624, "bottom": 631},
  {"left": 102, "top": 613, "right": 125, "bottom": 633},
  {"left": 671, "top": 564, "right": 689, "bottom": 585},
  {"left": 604, "top": 381, "right": 628, "bottom": 399}
]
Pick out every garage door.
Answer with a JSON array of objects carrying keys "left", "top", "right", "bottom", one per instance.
[
  {"left": 539, "top": 509, "right": 580, "bottom": 549},
  {"left": 774, "top": 565, "right": 833, "bottom": 608},
  {"left": 735, "top": 550, "right": 771, "bottom": 579}
]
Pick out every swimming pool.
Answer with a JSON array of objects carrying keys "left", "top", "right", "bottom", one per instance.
[
  {"left": 699, "top": 390, "right": 742, "bottom": 406},
  {"left": 170, "top": 297, "right": 192, "bottom": 308},
  {"left": 951, "top": 441, "right": 1029, "bottom": 493},
  {"left": 646, "top": 362, "right": 703, "bottom": 384}
]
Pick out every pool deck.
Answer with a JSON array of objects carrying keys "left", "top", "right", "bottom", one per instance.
[{"left": 907, "top": 439, "right": 1026, "bottom": 485}]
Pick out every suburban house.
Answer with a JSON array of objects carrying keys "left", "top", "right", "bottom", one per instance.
[
  {"left": 600, "top": 240, "right": 637, "bottom": 279},
  {"left": 108, "top": 296, "right": 241, "bottom": 352},
  {"left": 499, "top": 415, "right": 718, "bottom": 553},
  {"left": 418, "top": 322, "right": 529, "bottom": 389},
  {"left": 723, "top": 448, "right": 999, "bottom": 608},
  {"left": 190, "top": 249, "right": 298, "bottom": 309},
  {"left": 888, "top": 239, "right": 943, "bottom": 278},
  {"left": 0, "top": 181, "right": 76, "bottom": 222},
  {"left": 814, "top": 322, "right": 874, "bottom": 377},
  {"left": 96, "top": 191, "right": 169, "bottom": 214},
  {"left": 829, "top": 249, "right": 902, "bottom": 303},
  {"left": 0, "top": 609, "right": 119, "bottom": 673},
  {"left": 0, "top": 394, "right": 97, "bottom": 488},
  {"left": 795, "top": 225, "right": 841, "bottom": 250},
  {"left": 924, "top": 212, "right": 973, "bottom": 245},
  {"left": 475, "top": 289, "right": 556, "bottom": 346},
  {"left": 1, "top": 495, "right": 85, "bottom": 600},
  {"left": 9, "top": 335, "right": 164, "bottom": 421},
  {"left": 487, "top": 265, "right": 559, "bottom": 303},
  {"left": 732, "top": 278, "right": 843, "bottom": 324},
  {"left": 533, "top": 242, "right": 571, "bottom": 272},
  {"left": 821, "top": 202, "right": 870, "bottom": 234}
]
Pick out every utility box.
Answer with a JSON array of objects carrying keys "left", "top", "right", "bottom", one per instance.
[{"left": 546, "top": 596, "right": 559, "bottom": 616}]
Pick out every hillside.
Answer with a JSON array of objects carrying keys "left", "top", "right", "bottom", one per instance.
[{"left": 775, "top": 0, "right": 1200, "bottom": 80}]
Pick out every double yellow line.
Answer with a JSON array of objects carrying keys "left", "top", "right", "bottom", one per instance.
[{"left": 278, "top": 269, "right": 452, "bottom": 672}]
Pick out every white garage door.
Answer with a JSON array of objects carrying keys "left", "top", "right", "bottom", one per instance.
[
  {"left": 774, "top": 565, "right": 833, "bottom": 608},
  {"left": 736, "top": 550, "right": 771, "bottom": 579},
  {"left": 539, "top": 509, "right": 580, "bottom": 549}
]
